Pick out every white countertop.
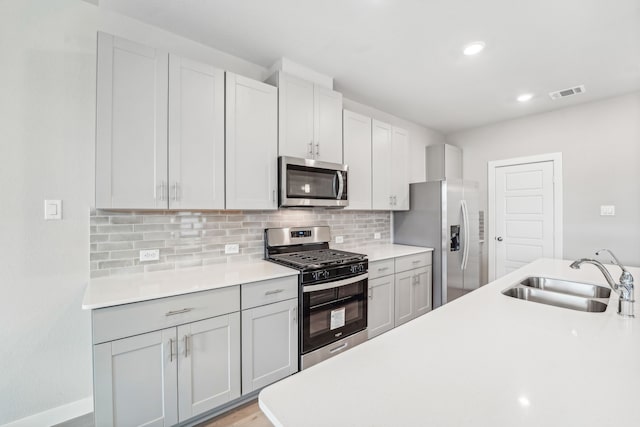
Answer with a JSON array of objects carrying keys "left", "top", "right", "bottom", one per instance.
[
  {"left": 259, "top": 258, "right": 640, "bottom": 427},
  {"left": 82, "top": 260, "right": 298, "bottom": 310},
  {"left": 351, "top": 243, "right": 433, "bottom": 262}
]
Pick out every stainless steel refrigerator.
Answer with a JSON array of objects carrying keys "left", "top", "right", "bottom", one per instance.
[{"left": 394, "top": 180, "right": 481, "bottom": 308}]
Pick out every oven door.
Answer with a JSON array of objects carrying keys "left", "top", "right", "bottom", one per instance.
[
  {"left": 279, "top": 156, "right": 348, "bottom": 207},
  {"left": 302, "top": 273, "right": 368, "bottom": 355}
]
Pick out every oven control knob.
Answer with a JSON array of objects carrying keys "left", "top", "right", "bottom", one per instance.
[{"left": 322, "top": 270, "right": 330, "bottom": 279}]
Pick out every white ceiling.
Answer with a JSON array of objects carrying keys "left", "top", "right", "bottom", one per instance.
[{"left": 100, "top": 0, "right": 640, "bottom": 133}]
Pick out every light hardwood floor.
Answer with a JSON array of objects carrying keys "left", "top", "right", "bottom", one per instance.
[{"left": 199, "top": 400, "right": 273, "bottom": 427}]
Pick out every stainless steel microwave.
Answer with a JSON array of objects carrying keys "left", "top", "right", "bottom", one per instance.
[{"left": 279, "top": 156, "right": 348, "bottom": 208}]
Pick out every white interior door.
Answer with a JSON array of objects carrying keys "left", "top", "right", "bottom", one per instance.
[{"left": 494, "top": 160, "right": 555, "bottom": 277}]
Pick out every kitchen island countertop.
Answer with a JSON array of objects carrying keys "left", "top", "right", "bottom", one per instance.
[{"left": 259, "top": 258, "right": 640, "bottom": 427}]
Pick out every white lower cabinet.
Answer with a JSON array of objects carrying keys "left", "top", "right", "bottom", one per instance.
[
  {"left": 395, "top": 266, "right": 432, "bottom": 327},
  {"left": 241, "top": 276, "right": 299, "bottom": 394},
  {"left": 92, "top": 287, "right": 241, "bottom": 427},
  {"left": 241, "top": 298, "right": 298, "bottom": 393},
  {"left": 177, "top": 315, "right": 241, "bottom": 421},
  {"left": 367, "top": 252, "right": 432, "bottom": 339},
  {"left": 367, "top": 275, "right": 395, "bottom": 339}
]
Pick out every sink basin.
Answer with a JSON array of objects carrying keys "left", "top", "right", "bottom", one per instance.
[
  {"left": 502, "top": 286, "right": 608, "bottom": 313},
  {"left": 518, "top": 277, "right": 611, "bottom": 299}
]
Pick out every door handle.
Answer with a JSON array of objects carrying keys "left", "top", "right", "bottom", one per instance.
[{"left": 496, "top": 236, "right": 503, "bottom": 242}]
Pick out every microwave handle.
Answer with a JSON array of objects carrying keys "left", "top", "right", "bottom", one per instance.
[{"left": 336, "top": 171, "right": 344, "bottom": 199}]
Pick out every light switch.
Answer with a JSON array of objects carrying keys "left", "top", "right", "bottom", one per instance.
[
  {"left": 44, "top": 200, "right": 62, "bottom": 220},
  {"left": 600, "top": 205, "right": 615, "bottom": 216}
]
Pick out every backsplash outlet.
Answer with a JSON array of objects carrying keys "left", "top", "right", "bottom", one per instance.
[{"left": 90, "top": 209, "right": 391, "bottom": 278}]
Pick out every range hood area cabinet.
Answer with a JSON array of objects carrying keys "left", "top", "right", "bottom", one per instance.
[
  {"left": 372, "top": 120, "right": 410, "bottom": 210},
  {"left": 96, "top": 33, "right": 225, "bottom": 210},
  {"left": 268, "top": 72, "right": 343, "bottom": 164}
]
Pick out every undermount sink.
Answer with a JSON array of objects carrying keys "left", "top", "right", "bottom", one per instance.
[{"left": 502, "top": 276, "right": 610, "bottom": 313}]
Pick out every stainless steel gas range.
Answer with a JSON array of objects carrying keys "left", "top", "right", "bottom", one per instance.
[{"left": 265, "top": 226, "right": 368, "bottom": 369}]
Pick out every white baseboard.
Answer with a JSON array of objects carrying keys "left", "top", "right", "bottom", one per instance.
[{"left": 1, "top": 397, "right": 93, "bottom": 427}]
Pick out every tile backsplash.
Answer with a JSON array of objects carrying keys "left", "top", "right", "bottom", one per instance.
[{"left": 90, "top": 209, "right": 391, "bottom": 278}]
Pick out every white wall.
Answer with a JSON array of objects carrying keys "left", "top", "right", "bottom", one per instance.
[
  {"left": 0, "top": 0, "right": 442, "bottom": 424},
  {"left": 447, "top": 93, "right": 640, "bottom": 283},
  {"left": 343, "top": 98, "right": 446, "bottom": 183}
]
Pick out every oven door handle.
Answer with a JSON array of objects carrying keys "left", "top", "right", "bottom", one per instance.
[{"left": 303, "top": 273, "right": 368, "bottom": 293}]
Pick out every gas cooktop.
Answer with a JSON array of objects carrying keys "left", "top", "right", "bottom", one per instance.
[{"left": 269, "top": 248, "right": 366, "bottom": 270}]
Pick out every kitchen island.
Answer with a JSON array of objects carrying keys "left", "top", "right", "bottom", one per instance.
[{"left": 259, "top": 258, "right": 640, "bottom": 426}]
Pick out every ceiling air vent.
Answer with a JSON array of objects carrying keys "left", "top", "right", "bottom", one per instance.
[{"left": 549, "top": 85, "right": 586, "bottom": 100}]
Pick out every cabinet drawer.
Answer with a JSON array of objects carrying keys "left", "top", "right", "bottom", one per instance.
[
  {"left": 92, "top": 286, "right": 239, "bottom": 344},
  {"left": 395, "top": 252, "right": 432, "bottom": 273},
  {"left": 241, "top": 276, "right": 298, "bottom": 310},
  {"left": 368, "top": 259, "right": 395, "bottom": 279}
]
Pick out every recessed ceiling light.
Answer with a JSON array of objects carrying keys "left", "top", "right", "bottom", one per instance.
[
  {"left": 463, "top": 42, "right": 485, "bottom": 56},
  {"left": 517, "top": 93, "right": 534, "bottom": 103}
]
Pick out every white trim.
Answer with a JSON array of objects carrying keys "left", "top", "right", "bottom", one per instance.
[
  {"left": 1, "top": 397, "right": 93, "bottom": 427},
  {"left": 487, "top": 152, "right": 563, "bottom": 281}
]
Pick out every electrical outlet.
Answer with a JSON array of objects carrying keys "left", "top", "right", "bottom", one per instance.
[
  {"left": 225, "top": 243, "right": 240, "bottom": 254},
  {"left": 600, "top": 205, "right": 615, "bottom": 216},
  {"left": 335, "top": 236, "right": 344, "bottom": 244},
  {"left": 374, "top": 232, "right": 381, "bottom": 240},
  {"left": 139, "top": 249, "right": 160, "bottom": 262},
  {"left": 44, "top": 200, "right": 62, "bottom": 220}
]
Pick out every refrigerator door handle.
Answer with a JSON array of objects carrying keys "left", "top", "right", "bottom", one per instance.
[{"left": 461, "top": 199, "right": 470, "bottom": 270}]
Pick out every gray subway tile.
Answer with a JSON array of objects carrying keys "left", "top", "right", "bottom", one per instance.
[{"left": 97, "top": 242, "right": 134, "bottom": 251}]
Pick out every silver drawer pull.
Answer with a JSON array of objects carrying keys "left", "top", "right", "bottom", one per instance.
[
  {"left": 165, "top": 308, "right": 193, "bottom": 316},
  {"left": 412, "top": 260, "right": 422, "bottom": 264},
  {"left": 377, "top": 267, "right": 389, "bottom": 271},
  {"left": 265, "top": 289, "right": 284, "bottom": 296},
  {"left": 329, "top": 342, "right": 348, "bottom": 353}
]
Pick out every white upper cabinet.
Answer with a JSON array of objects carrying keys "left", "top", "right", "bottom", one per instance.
[
  {"left": 225, "top": 73, "right": 278, "bottom": 210},
  {"left": 391, "top": 126, "right": 410, "bottom": 210},
  {"left": 426, "top": 143, "right": 462, "bottom": 181},
  {"left": 343, "top": 110, "right": 372, "bottom": 210},
  {"left": 275, "top": 73, "right": 343, "bottom": 164},
  {"left": 96, "top": 33, "right": 226, "bottom": 210},
  {"left": 96, "top": 32, "right": 168, "bottom": 209},
  {"left": 168, "top": 55, "right": 225, "bottom": 209},
  {"left": 372, "top": 120, "right": 392, "bottom": 210},
  {"left": 372, "top": 120, "right": 410, "bottom": 211}
]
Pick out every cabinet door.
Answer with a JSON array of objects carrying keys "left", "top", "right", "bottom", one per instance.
[
  {"left": 177, "top": 313, "right": 241, "bottom": 421},
  {"left": 278, "top": 73, "right": 315, "bottom": 159},
  {"left": 414, "top": 266, "right": 432, "bottom": 318},
  {"left": 343, "top": 110, "right": 372, "bottom": 210},
  {"left": 96, "top": 32, "right": 168, "bottom": 209},
  {"left": 93, "top": 329, "right": 178, "bottom": 427},
  {"left": 241, "top": 299, "right": 298, "bottom": 393},
  {"left": 368, "top": 276, "right": 395, "bottom": 339},
  {"left": 168, "top": 55, "right": 225, "bottom": 209},
  {"left": 225, "top": 73, "right": 278, "bottom": 209},
  {"left": 391, "top": 126, "right": 410, "bottom": 210},
  {"left": 314, "top": 86, "right": 343, "bottom": 163},
  {"left": 394, "top": 270, "right": 415, "bottom": 327},
  {"left": 372, "top": 120, "right": 392, "bottom": 210}
]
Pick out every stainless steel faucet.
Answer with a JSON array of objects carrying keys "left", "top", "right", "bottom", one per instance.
[{"left": 570, "top": 249, "right": 635, "bottom": 317}]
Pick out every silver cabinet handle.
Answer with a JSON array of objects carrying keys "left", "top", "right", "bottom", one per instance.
[
  {"left": 496, "top": 236, "right": 503, "bottom": 242},
  {"left": 389, "top": 195, "right": 393, "bottom": 206},
  {"left": 169, "top": 338, "right": 176, "bottom": 362},
  {"left": 292, "top": 306, "right": 297, "bottom": 324},
  {"left": 412, "top": 260, "right": 421, "bottom": 264},
  {"left": 315, "top": 142, "right": 320, "bottom": 157},
  {"left": 183, "top": 334, "right": 190, "bottom": 358},
  {"left": 329, "top": 342, "right": 348, "bottom": 354},
  {"left": 308, "top": 141, "right": 314, "bottom": 157},
  {"left": 165, "top": 308, "right": 193, "bottom": 316},
  {"left": 272, "top": 189, "right": 276, "bottom": 202},
  {"left": 378, "top": 267, "right": 389, "bottom": 271},
  {"left": 368, "top": 288, "right": 373, "bottom": 299},
  {"left": 172, "top": 182, "right": 179, "bottom": 201},
  {"left": 159, "top": 181, "right": 166, "bottom": 201},
  {"left": 265, "top": 289, "right": 284, "bottom": 295}
]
